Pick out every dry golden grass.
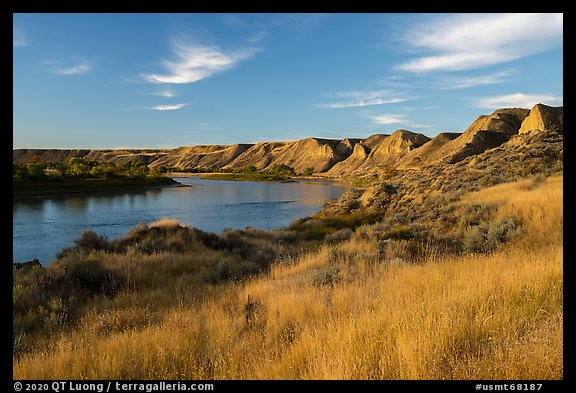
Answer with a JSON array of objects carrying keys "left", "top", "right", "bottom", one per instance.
[
  {"left": 13, "top": 175, "right": 563, "bottom": 380},
  {"left": 149, "top": 217, "right": 182, "bottom": 229},
  {"left": 460, "top": 175, "right": 563, "bottom": 247}
]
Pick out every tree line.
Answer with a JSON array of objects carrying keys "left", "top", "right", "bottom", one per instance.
[{"left": 13, "top": 157, "right": 168, "bottom": 181}]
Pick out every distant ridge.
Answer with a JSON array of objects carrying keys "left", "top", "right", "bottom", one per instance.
[{"left": 13, "top": 104, "right": 563, "bottom": 178}]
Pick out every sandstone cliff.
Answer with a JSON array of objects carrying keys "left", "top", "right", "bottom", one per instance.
[
  {"left": 325, "top": 142, "right": 372, "bottom": 177},
  {"left": 326, "top": 130, "right": 430, "bottom": 177},
  {"left": 358, "top": 130, "right": 430, "bottom": 171},
  {"left": 149, "top": 144, "right": 252, "bottom": 169},
  {"left": 397, "top": 132, "right": 462, "bottom": 169},
  {"left": 392, "top": 108, "right": 530, "bottom": 169},
  {"left": 13, "top": 105, "right": 563, "bottom": 179},
  {"left": 223, "top": 142, "right": 286, "bottom": 170},
  {"left": 519, "top": 104, "right": 563, "bottom": 135}
]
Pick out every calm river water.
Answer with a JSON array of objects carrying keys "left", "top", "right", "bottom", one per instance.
[{"left": 13, "top": 177, "right": 349, "bottom": 265}]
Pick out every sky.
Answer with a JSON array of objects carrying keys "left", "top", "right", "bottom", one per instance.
[{"left": 13, "top": 13, "right": 563, "bottom": 149}]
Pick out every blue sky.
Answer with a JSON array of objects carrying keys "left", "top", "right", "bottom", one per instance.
[{"left": 13, "top": 13, "right": 563, "bottom": 149}]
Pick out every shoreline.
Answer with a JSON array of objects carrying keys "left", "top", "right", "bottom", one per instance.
[
  {"left": 13, "top": 177, "right": 184, "bottom": 199},
  {"left": 167, "top": 171, "right": 350, "bottom": 184}
]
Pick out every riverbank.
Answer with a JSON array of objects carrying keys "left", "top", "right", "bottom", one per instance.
[
  {"left": 168, "top": 171, "right": 343, "bottom": 183},
  {"left": 200, "top": 173, "right": 292, "bottom": 182},
  {"left": 167, "top": 171, "right": 289, "bottom": 182},
  {"left": 13, "top": 176, "right": 182, "bottom": 198}
]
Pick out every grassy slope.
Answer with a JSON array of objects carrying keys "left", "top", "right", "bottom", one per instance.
[{"left": 13, "top": 176, "right": 563, "bottom": 379}]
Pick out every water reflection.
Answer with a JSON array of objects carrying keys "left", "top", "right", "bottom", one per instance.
[{"left": 13, "top": 178, "right": 349, "bottom": 265}]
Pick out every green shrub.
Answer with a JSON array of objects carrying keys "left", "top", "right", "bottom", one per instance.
[
  {"left": 463, "top": 216, "right": 525, "bottom": 253},
  {"left": 273, "top": 231, "right": 299, "bottom": 245},
  {"left": 382, "top": 226, "right": 415, "bottom": 241},
  {"left": 325, "top": 228, "right": 353, "bottom": 244},
  {"left": 74, "top": 230, "right": 110, "bottom": 251},
  {"left": 56, "top": 230, "right": 111, "bottom": 259},
  {"left": 382, "top": 239, "right": 426, "bottom": 262},
  {"left": 242, "top": 165, "right": 258, "bottom": 173},
  {"left": 312, "top": 265, "right": 341, "bottom": 287},
  {"left": 203, "top": 257, "right": 261, "bottom": 284},
  {"left": 39, "top": 297, "right": 69, "bottom": 331},
  {"left": 268, "top": 164, "right": 296, "bottom": 177},
  {"left": 26, "top": 162, "right": 46, "bottom": 179},
  {"left": 301, "top": 224, "right": 335, "bottom": 241},
  {"left": 458, "top": 204, "right": 495, "bottom": 230},
  {"left": 134, "top": 237, "right": 168, "bottom": 254},
  {"left": 58, "top": 257, "right": 121, "bottom": 296}
]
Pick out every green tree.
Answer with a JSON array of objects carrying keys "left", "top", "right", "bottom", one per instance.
[
  {"left": 90, "top": 163, "right": 117, "bottom": 179},
  {"left": 148, "top": 165, "right": 168, "bottom": 177},
  {"left": 65, "top": 158, "right": 91, "bottom": 178},
  {"left": 26, "top": 162, "right": 46, "bottom": 179},
  {"left": 269, "top": 164, "right": 295, "bottom": 177},
  {"left": 242, "top": 165, "right": 258, "bottom": 173},
  {"left": 121, "top": 160, "right": 149, "bottom": 178},
  {"left": 13, "top": 163, "right": 30, "bottom": 180},
  {"left": 53, "top": 162, "right": 68, "bottom": 177}
]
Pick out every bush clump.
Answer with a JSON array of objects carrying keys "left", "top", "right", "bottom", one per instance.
[
  {"left": 312, "top": 265, "right": 341, "bottom": 287},
  {"left": 203, "top": 257, "right": 261, "bottom": 284},
  {"left": 462, "top": 216, "right": 525, "bottom": 253}
]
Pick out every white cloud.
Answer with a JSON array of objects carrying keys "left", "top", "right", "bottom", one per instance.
[
  {"left": 368, "top": 114, "right": 407, "bottom": 125},
  {"left": 319, "top": 90, "right": 408, "bottom": 109},
  {"left": 149, "top": 103, "right": 188, "bottom": 111},
  {"left": 476, "top": 93, "right": 563, "bottom": 109},
  {"left": 13, "top": 26, "right": 29, "bottom": 48},
  {"left": 435, "top": 70, "right": 513, "bottom": 89},
  {"left": 54, "top": 63, "right": 92, "bottom": 75},
  {"left": 142, "top": 37, "right": 259, "bottom": 84},
  {"left": 396, "top": 13, "right": 563, "bottom": 73},
  {"left": 362, "top": 112, "right": 433, "bottom": 129},
  {"left": 153, "top": 88, "right": 178, "bottom": 98}
]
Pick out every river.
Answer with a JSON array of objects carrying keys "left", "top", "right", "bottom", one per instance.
[{"left": 13, "top": 177, "right": 349, "bottom": 265}]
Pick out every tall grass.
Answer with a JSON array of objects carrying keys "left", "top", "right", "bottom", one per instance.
[
  {"left": 13, "top": 176, "right": 563, "bottom": 379},
  {"left": 460, "top": 175, "right": 563, "bottom": 247}
]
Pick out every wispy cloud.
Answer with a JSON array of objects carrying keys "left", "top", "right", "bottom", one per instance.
[
  {"left": 319, "top": 90, "right": 409, "bottom": 109},
  {"left": 368, "top": 114, "right": 408, "bottom": 125},
  {"left": 153, "top": 88, "right": 178, "bottom": 98},
  {"left": 362, "top": 112, "right": 433, "bottom": 128},
  {"left": 142, "top": 36, "right": 260, "bottom": 84},
  {"left": 149, "top": 103, "right": 188, "bottom": 111},
  {"left": 476, "top": 93, "right": 563, "bottom": 109},
  {"left": 47, "top": 59, "right": 93, "bottom": 75},
  {"left": 125, "top": 103, "right": 189, "bottom": 111},
  {"left": 54, "top": 63, "right": 92, "bottom": 75},
  {"left": 395, "top": 13, "right": 563, "bottom": 73},
  {"left": 434, "top": 70, "right": 514, "bottom": 89},
  {"left": 13, "top": 26, "right": 29, "bottom": 48}
]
